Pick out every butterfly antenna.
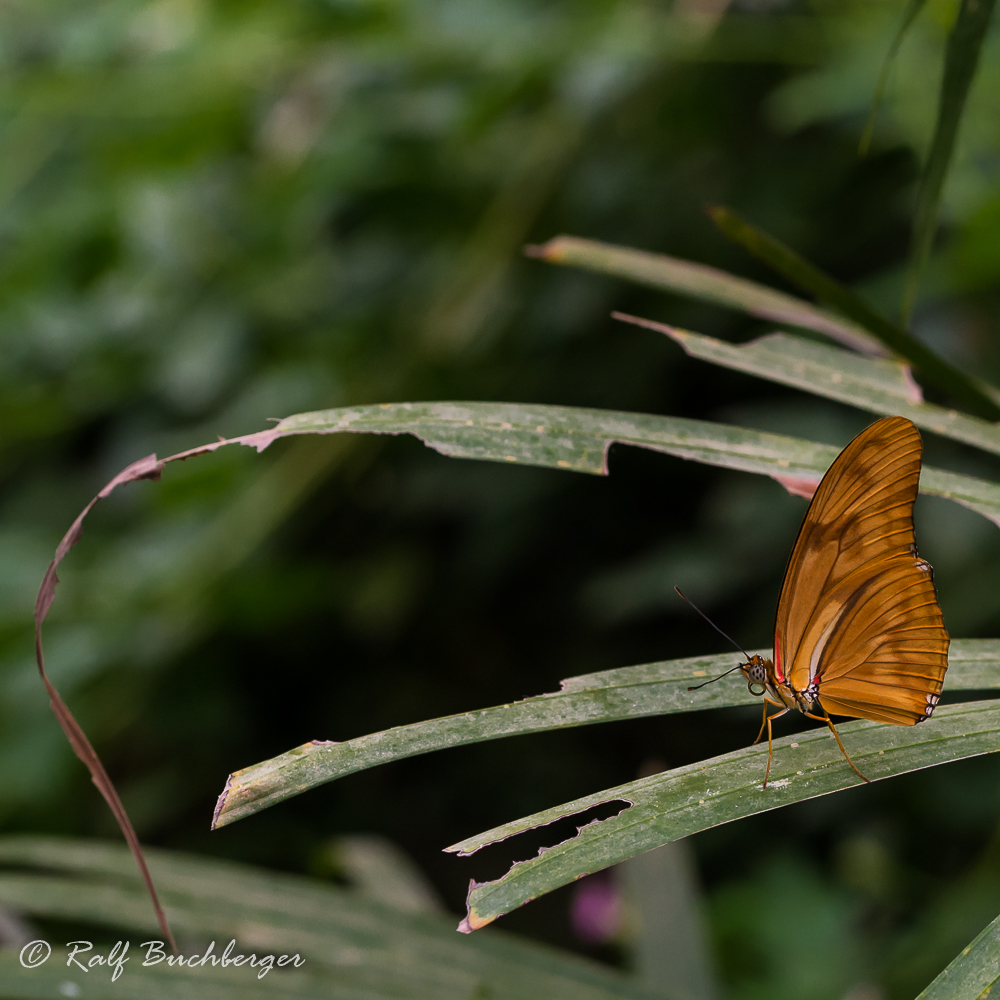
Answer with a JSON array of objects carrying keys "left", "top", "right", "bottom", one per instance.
[
  {"left": 674, "top": 587, "right": 751, "bottom": 659},
  {"left": 686, "top": 663, "right": 745, "bottom": 691},
  {"left": 674, "top": 586, "right": 753, "bottom": 691}
]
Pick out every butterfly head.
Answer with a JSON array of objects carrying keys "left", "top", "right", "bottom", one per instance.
[{"left": 740, "top": 654, "right": 772, "bottom": 696}]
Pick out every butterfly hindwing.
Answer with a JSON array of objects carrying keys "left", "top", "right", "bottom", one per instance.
[{"left": 774, "top": 416, "right": 948, "bottom": 725}]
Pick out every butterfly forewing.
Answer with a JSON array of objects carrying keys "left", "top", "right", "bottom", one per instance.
[{"left": 774, "top": 416, "right": 948, "bottom": 725}]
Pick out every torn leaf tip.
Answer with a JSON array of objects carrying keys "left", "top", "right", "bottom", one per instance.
[{"left": 211, "top": 774, "right": 233, "bottom": 830}]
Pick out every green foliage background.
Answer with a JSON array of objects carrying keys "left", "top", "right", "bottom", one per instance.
[{"left": 4, "top": 0, "right": 1000, "bottom": 997}]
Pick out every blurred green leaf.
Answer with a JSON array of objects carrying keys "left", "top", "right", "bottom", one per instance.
[
  {"left": 321, "top": 833, "right": 447, "bottom": 914},
  {"left": 902, "top": 0, "right": 999, "bottom": 323},
  {"left": 446, "top": 698, "right": 1000, "bottom": 931},
  {"left": 881, "top": 828, "right": 1000, "bottom": 997},
  {"left": 0, "top": 836, "right": 668, "bottom": 1000},
  {"left": 708, "top": 205, "right": 1000, "bottom": 421},
  {"left": 527, "top": 236, "right": 885, "bottom": 354},
  {"left": 619, "top": 317, "right": 1000, "bottom": 455},
  {"left": 858, "top": 0, "right": 928, "bottom": 157},
  {"left": 213, "top": 639, "right": 1000, "bottom": 828},
  {"left": 0, "top": 954, "right": 356, "bottom": 1000},
  {"left": 619, "top": 839, "right": 718, "bottom": 1000},
  {"left": 915, "top": 908, "right": 1000, "bottom": 1000}
]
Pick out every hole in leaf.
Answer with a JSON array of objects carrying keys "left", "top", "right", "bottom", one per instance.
[{"left": 461, "top": 799, "right": 632, "bottom": 883}]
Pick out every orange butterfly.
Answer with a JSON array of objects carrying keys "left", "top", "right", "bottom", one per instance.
[{"left": 694, "top": 416, "right": 949, "bottom": 787}]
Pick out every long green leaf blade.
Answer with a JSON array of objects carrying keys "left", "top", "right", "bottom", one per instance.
[
  {"left": 708, "top": 205, "right": 1000, "bottom": 421},
  {"left": 902, "top": 0, "right": 999, "bottom": 323},
  {"left": 445, "top": 699, "right": 1000, "bottom": 931},
  {"left": 916, "top": 909, "right": 1000, "bottom": 1000},
  {"left": 267, "top": 402, "right": 1000, "bottom": 526},
  {"left": 526, "top": 236, "right": 884, "bottom": 354},
  {"left": 212, "top": 639, "right": 1000, "bottom": 828},
  {"left": 618, "top": 315, "right": 1000, "bottom": 456}
]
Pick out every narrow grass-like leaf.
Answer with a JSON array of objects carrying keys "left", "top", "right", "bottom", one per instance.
[
  {"left": 901, "top": 0, "right": 998, "bottom": 323},
  {"left": 266, "top": 403, "right": 1000, "bottom": 526},
  {"left": 858, "top": 0, "right": 928, "bottom": 157},
  {"left": 445, "top": 699, "right": 1000, "bottom": 931},
  {"left": 0, "top": 837, "right": 667, "bottom": 1000},
  {"left": 916, "top": 909, "right": 1000, "bottom": 1000},
  {"left": 708, "top": 205, "right": 1000, "bottom": 421},
  {"left": 526, "top": 236, "right": 883, "bottom": 354},
  {"left": 212, "top": 639, "right": 1000, "bottom": 828},
  {"left": 617, "top": 315, "right": 1000, "bottom": 456}
]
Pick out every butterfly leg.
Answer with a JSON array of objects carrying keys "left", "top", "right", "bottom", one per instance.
[
  {"left": 803, "top": 711, "right": 870, "bottom": 783},
  {"left": 754, "top": 696, "right": 786, "bottom": 744},
  {"left": 759, "top": 701, "right": 789, "bottom": 789},
  {"left": 754, "top": 700, "right": 768, "bottom": 744}
]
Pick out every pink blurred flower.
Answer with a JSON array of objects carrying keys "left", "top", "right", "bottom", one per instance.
[{"left": 570, "top": 874, "right": 622, "bottom": 944}]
